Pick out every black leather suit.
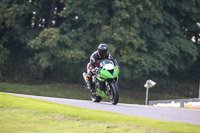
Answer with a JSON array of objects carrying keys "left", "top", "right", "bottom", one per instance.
[{"left": 87, "top": 51, "right": 119, "bottom": 74}]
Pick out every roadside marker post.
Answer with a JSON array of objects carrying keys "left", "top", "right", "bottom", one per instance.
[
  {"left": 145, "top": 87, "right": 149, "bottom": 105},
  {"left": 144, "top": 80, "right": 156, "bottom": 105}
]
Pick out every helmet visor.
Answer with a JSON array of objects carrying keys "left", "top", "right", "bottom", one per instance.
[{"left": 99, "top": 50, "right": 108, "bottom": 58}]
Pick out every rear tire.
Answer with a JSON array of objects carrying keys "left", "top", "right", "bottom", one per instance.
[
  {"left": 90, "top": 92, "right": 102, "bottom": 102},
  {"left": 109, "top": 82, "right": 119, "bottom": 105}
]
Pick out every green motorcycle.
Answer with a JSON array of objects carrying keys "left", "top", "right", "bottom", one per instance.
[{"left": 83, "top": 59, "right": 120, "bottom": 105}]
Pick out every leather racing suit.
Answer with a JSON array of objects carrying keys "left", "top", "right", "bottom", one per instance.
[{"left": 87, "top": 51, "right": 119, "bottom": 74}]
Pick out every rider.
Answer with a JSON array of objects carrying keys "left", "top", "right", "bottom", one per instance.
[{"left": 86, "top": 43, "right": 120, "bottom": 91}]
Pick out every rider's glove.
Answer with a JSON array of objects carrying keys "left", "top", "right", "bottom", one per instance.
[
  {"left": 92, "top": 67, "right": 100, "bottom": 74},
  {"left": 86, "top": 71, "right": 92, "bottom": 78},
  {"left": 92, "top": 68, "right": 97, "bottom": 74},
  {"left": 116, "top": 65, "right": 120, "bottom": 71}
]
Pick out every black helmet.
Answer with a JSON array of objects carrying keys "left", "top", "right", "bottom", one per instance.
[{"left": 97, "top": 44, "right": 108, "bottom": 58}]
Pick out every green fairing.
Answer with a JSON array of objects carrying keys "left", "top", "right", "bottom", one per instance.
[
  {"left": 95, "top": 66, "right": 119, "bottom": 99},
  {"left": 97, "top": 88, "right": 109, "bottom": 99},
  {"left": 97, "top": 67, "right": 119, "bottom": 81},
  {"left": 96, "top": 76, "right": 105, "bottom": 81}
]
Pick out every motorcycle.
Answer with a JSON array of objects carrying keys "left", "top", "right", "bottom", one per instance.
[{"left": 83, "top": 59, "right": 120, "bottom": 105}]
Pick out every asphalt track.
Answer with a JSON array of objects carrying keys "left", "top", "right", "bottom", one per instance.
[{"left": 5, "top": 93, "right": 200, "bottom": 126}]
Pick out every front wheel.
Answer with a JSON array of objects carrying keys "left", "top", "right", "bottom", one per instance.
[
  {"left": 90, "top": 92, "right": 102, "bottom": 102},
  {"left": 109, "top": 82, "right": 119, "bottom": 105}
]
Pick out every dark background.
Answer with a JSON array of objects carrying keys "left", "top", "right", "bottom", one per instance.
[{"left": 0, "top": 0, "right": 199, "bottom": 97}]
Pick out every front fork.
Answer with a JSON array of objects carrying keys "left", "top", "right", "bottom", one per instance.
[{"left": 105, "top": 81, "right": 111, "bottom": 95}]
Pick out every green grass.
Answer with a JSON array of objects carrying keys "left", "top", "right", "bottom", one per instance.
[{"left": 0, "top": 93, "right": 199, "bottom": 133}]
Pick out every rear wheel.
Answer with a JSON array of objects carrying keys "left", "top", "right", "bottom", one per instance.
[
  {"left": 90, "top": 92, "right": 102, "bottom": 102},
  {"left": 109, "top": 82, "right": 119, "bottom": 105}
]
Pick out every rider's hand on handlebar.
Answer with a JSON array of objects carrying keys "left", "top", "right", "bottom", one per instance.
[
  {"left": 116, "top": 65, "right": 120, "bottom": 70},
  {"left": 92, "top": 67, "right": 100, "bottom": 74},
  {"left": 92, "top": 69, "right": 96, "bottom": 74}
]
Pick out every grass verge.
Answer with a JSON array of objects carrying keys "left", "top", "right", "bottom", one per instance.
[{"left": 0, "top": 93, "right": 199, "bottom": 133}]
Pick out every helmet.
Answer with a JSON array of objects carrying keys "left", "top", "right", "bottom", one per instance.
[{"left": 98, "top": 44, "right": 108, "bottom": 58}]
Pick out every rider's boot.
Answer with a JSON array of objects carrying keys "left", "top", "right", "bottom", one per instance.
[
  {"left": 87, "top": 80, "right": 92, "bottom": 91},
  {"left": 86, "top": 74, "right": 93, "bottom": 92},
  {"left": 83, "top": 72, "right": 93, "bottom": 92}
]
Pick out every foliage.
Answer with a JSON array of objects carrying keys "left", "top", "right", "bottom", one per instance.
[
  {"left": 58, "top": 0, "right": 199, "bottom": 80},
  {"left": 0, "top": 2, "right": 10, "bottom": 78},
  {"left": 1, "top": 0, "right": 200, "bottom": 82},
  {"left": 0, "top": 45, "right": 9, "bottom": 78},
  {"left": 28, "top": 28, "right": 86, "bottom": 79}
]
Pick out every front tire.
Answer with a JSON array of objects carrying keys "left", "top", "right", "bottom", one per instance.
[
  {"left": 90, "top": 92, "right": 102, "bottom": 102},
  {"left": 109, "top": 82, "right": 119, "bottom": 105}
]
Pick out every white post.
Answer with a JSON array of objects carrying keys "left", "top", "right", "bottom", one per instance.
[
  {"left": 145, "top": 87, "right": 149, "bottom": 105},
  {"left": 144, "top": 80, "right": 156, "bottom": 105}
]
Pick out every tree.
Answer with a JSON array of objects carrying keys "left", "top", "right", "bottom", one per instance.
[
  {"left": 84, "top": 0, "right": 198, "bottom": 80},
  {"left": 0, "top": 2, "right": 9, "bottom": 79},
  {"left": 1, "top": 0, "right": 200, "bottom": 82},
  {"left": 28, "top": 28, "right": 86, "bottom": 78},
  {"left": 29, "top": 0, "right": 199, "bottom": 80}
]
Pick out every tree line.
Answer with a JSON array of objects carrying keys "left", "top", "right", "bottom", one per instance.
[{"left": 0, "top": 0, "right": 199, "bottom": 83}]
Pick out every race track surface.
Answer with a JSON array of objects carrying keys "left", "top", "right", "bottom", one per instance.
[{"left": 5, "top": 93, "right": 200, "bottom": 125}]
